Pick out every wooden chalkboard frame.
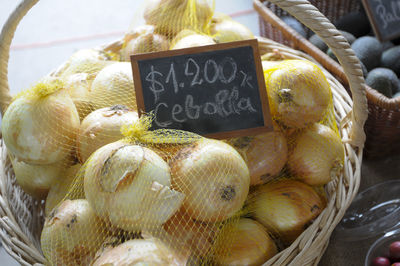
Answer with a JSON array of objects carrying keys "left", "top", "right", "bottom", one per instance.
[
  {"left": 362, "top": 0, "right": 400, "bottom": 42},
  {"left": 130, "top": 39, "right": 273, "bottom": 139}
]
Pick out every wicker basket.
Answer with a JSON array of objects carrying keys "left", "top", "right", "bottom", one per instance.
[
  {"left": 256, "top": 0, "right": 400, "bottom": 158},
  {"left": 0, "top": 0, "right": 367, "bottom": 265}
]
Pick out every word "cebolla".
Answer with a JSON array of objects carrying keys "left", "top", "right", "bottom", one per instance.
[{"left": 154, "top": 87, "right": 257, "bottom": 127}]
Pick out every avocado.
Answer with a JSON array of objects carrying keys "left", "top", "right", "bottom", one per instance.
[
  {"left": 351, "top": 36, "right": 383, "bottom": 71},
  {"left": 334, "top": 11, "right": 371, "bottom": 37},
  {"left": 366, "top": 68, "right": 399, "bottom": 97},
  {"left": 381, "top": 46, "right": 400, "bottom": 76},
  {"left": 360, "top": 61, "right": 368, "bottom": 78},
  {"left": 309, "top": 34, "right": 328, "bottom": 52},
  {"left": 340, "top": 31, "right": 356, "bottom": 45},
  {"left": 327, "top": 48, "right": 337, "bottom": 62},
  {"left": 382, "top": 41, "right": 394, "bottom": 51},
  {"left": 281, "top": 16, "right": 307, "bottom": 38}
]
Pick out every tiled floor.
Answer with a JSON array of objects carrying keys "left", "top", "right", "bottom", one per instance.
[{"left": 1, "top": 1, "right": 399, "bottom": 266}]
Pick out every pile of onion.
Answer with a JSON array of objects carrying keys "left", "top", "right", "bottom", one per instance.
[
  {"left": 40, "top": 199, "right": 107, "bottom": 265},
  {"left": 144, "top": 0, "right": 213, "bottom": 37},
  {"left": 76, "top": 105, "right": 139, "bottom": 163},
  {"left": 264, "top": 60, "right": 332, "bottom": 128},
  {"left": 288, "top": 123, "right": 344, "bottom": 185},
  {"left": 229, "top": 130, "right": 288, "bottom": 186},
  {"left": 2, "top": 78, "right": 80, "bottom": 164},
  {"left": 170, "top": 138, "right": 250, "bottom": 222},
  {"left": 170, "top": 30, "right": 215, "bottom": 50},
  {"left": 84, "top": 141, "right": 185, "bottom": 232},
  {"left": 91, "top": 238, "right": 184, "bottom": 265},
  {"left": 249, "top": 179, "right": 325, "bottom": 245},
  {"left": 89, "top": 62, "right": 137, "bottom": 110},
  {"left": 214, "top": 218, "right": 278, "bottom": 265},
  {"left": 45, "top": 164, "right": 82, "bottom": 216}
]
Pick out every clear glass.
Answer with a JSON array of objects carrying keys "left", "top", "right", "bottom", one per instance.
[
  {"left": 335, "top": 180, "right": 400, "bottom": 242},
  {"left": 365, "top": 228, "right": 400, "bottom": 266}
]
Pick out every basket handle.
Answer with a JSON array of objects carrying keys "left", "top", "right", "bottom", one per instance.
[
  {"left": 0, "top": 0, "right": 39, "bottom": 116},
  {"left": 254, "top": 0, "right": 368, "bottom": 148}
]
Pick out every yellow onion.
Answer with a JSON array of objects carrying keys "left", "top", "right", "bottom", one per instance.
[
  {"left": 63, "top": 73, "right": 96, "bottom": 120},
  {"left": 92, "top": 238, "right": 184, "bottom": 266},
  {"left": 89, "top": 62, "right": 137, "bottom": 110},
  {"left": 45, "top": 164, "right": 81, "bottom": 216},
  {"left": 264, "top": 60, "right": 332, "bottom": 128},
  {"left": 211, "top": 12, "right": 233, "bottom": 24},
  {"left": 84, "top": 141, "right": 185, "bottom": 232},
  {"left": 2, "top": 79, "right": 80, "bottom": 164},
  {"left": 41, "top": 199, "right": 107, "bottom": 265},
  {"left": 144, "top": 0, "right": 213, "bottom": 37},
  {"left": 249, "top": 179, "right": 325, "bottom": 245},
  {"left": 120, "top": 27, "right": 169, "bottom": 61},
  {"left": 170, "top": 30, "right": 215, "bottom": 49},
  {"left": 288, "top": 123, "right": 344, "bottom": 185},
  {"left": 214, "top": 218, "right": 278, "bottom": 266},
  {"left": 170, "top": 138, "right": 250, "bottom": 222},
  {"left": 76, "top": 105, "right": 139, "bottom": 163},
  {"left": 262, "top": 60, "right": 282, "bottom": 72},
  {"left": 229, "top": 130, "right": 288, "bottom": 186},
  {"left": 163, "top": 211, "right": 217, "bottom": 257},
  {"left": 12, "top": 159, "right": 63, "bottom": 200},
  {"left": 211, "top": 19, "right": 254, "bottom": 43}
]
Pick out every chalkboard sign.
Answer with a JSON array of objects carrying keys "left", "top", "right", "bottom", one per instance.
[
  {"left": 130, "top": 39, "right": 273, "bottom": 139},
  {"left": 362, "top": 0, "right": 400, "bottom": 41}
]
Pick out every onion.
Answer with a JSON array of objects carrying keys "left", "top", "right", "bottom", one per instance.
[
  {"left": 144, "top": 0, "right": 213, "bottom": 37},
  {"left": 163, "top": 211, "right": 217, "bottom": 257},
  {"left": 54, "top": 48, "right": 111, "bottom": 77},
  {"left": 249, "top": 179, "right": 325, "bottom": 245},
  {"left": 45, "top": 164, "right": 81, "bottom": 216},
  {"left": 12, "top": 159, "right": 63, "bottom": 200},
  {"left": 92, "top": 238, "right": 183, "bottom": 266},
  {"left": 89, "top": 62, "right": 137, "bottom": 110},
  {"left": 170, "top": 30, "right": 215, "bottom": 49},
  {"left": 76, "top": 105, "right": 139, "bottom": 163},
  {"left": 229, "top": 130, "right": 288, "bottom": 186},
  {"left": 288, "top": 123, "right": 344, "bottom": 185},
  {"left": 84, "top": 141, "right": 185, "bottom": 232},
  {"left": 211, "top": 19, "right": 254, "bottom": 43},
  {"left": 2, "top": 78, "right": 80, "bottom": 164},
  {"left": 262, "top": 60, "right": 282, "bottom": 72},
  {"left": 170, "top": 138, "right": 250, "bottom": 222},
  {"left": 120, "top": 28, "right": 169, "bottom": 61},
  {"left": 264, "top": 60, "right": 332, "bottom": 128},
  {"left": 214, "top": 218, "right": 277, "bottom": 266},
  {"left": 40, "top": 199, "right": 107, "bottom": 265},
  {"left": 63, "top": 73, "right": 96, "bottom": 120}
]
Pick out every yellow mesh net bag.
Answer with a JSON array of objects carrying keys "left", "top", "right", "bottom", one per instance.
[{"left": 0, "top": 0, "right": 344, "bottom": 265}]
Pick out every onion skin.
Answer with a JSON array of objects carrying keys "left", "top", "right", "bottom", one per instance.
[
  {"left": 41, "top": 199, "right": 107, "bottom": 266},
  {"left": 211, "top": 19, "right": 254, "bottom": 43},
  {"left": 45, "top": 164, "right": 81, "bottom": 216},
  {"left": 214, "top": 218, "right": 278, "bottom": 266},
  {"left": 144, "top": 0, "right": 213, "bottom": 37},
  {"left": 249, "top": 179, "right": 325, "bottom": 245},
  {"left": 89, "top": 62, "right": 137, "bottom": 110},
  {"left": 230, "top": 130, "right": 288, "bottom": 186},
  {"left": 12, "top": 159, "right": 63, "bottom": 200},
  {"left": 84, "top": 141, "right": 184, "bottom": 232},
  {"left": 288, "top": 123, "right": 344, "bottom": 186},
  {"left": 76, "top": 105, "right": 139, "bottom": 163},
  {"left": 2, "top": 89, "right": 80, "bottom": 164},
  {"left": 91, "top": 238, "right": 183, "bottom": 266},
  {"left": 121, "top": 31, "right": 169, "bottom": 61},
  {"left": 265, "top": 60, "right": 332, "bottom": 128},
  {"left": 170, "top": 138, "right": 250, "bottom": 222}
]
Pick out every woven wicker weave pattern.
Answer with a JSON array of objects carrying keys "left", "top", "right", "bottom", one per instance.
[{"left": 0, "top": 0, "right": 367, "bottom": 265}]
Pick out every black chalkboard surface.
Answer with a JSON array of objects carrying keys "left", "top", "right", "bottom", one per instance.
[
  {"left": 362, "top": 0, "right": 400, "bottom": 41},
  {"left": 130, "top": 39, "right": 273, "bottom": 139}
]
